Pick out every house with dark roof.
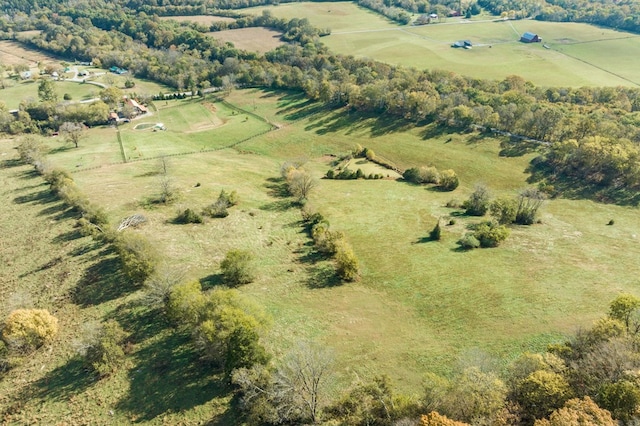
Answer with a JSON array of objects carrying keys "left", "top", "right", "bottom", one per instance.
[{"left": 520, "top": 32, "right": 541, "bottom": 43}]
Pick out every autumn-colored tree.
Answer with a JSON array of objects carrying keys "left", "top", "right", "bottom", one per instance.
[
  {"left": 420, "top": 411, "right": 469, "bottom": 426},
  {"left": 534, "top": 396, "right": 615, "bottom": 426},
  {"left": 2, "top": 309, "right": 58, "bottom": 351},
  {"left": 516, "top": 370, "right": 573, "bottom": 421}
]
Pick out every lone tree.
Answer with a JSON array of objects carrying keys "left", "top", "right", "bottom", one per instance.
[
  {"left": 288, "top": 169, "right": 317, "bottom": 203},
  {"left": 38, "top": 78, "right": 58, "bottom": 102},
  {"left": 59, "top": 122, "right": 85, "bottom": 148}
]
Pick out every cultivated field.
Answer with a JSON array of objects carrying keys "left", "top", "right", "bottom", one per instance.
[
  {"left": 244, "top": 2, "right": 640, "bottom": 87},
  {"left": 0, "top": 40, "right": 59, "bottom": 67},
  {"left": 207, "top": 27, "right": 285, "bottom": 53}
]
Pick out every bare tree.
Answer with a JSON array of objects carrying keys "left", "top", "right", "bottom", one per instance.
[
  {"left": 273, "top": 341, "right": 334, "bottom": 423},
  {"left": 156, "top": 157, "right": 177, "bottom": 204},
  {"left": 288, "top": 170, "right": 318, "bottom": 202},
  {"left": 60, "top": 122, "right": 85, "bottom": 148}
]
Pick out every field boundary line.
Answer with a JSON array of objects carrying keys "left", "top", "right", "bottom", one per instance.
[{"left": 116, "top": 127, "right": 127, "bottom": 163}]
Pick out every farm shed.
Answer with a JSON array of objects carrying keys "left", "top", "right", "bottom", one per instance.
[
  {"left": 520, "top": 32, "right": 541, "bottom": 43},
  {"left": 452, "top": 40, "right": 472, "bottom": 48}
]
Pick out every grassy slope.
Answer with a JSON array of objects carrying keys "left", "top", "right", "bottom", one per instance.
[
  {"left": 3, "top": 88, "right": 640, "bottom": 423},
  {"left": 245, "top": 2, "right": 640, "bottom": 87}
]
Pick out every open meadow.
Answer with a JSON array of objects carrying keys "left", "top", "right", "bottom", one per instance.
[
  {"left": 3, "top": 88, "right": 640, "bottom": 425},
  {"left": 244, "top": 2, "right": 640, "bottom": 87},
  {"left": 206, "top": 27, "right": 285, "bottom": 53}
]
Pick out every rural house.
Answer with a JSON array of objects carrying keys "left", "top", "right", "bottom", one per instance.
[
  {"left": 520, "top": 32, "right": 541, "bottom": 43},
  {"left": 125, "top": 98, "right": 148, "bottom": 115}
]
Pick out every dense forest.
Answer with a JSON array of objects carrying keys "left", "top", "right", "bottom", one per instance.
[{"left": 2, "top": 0, "right": 640, "bottom": 422}]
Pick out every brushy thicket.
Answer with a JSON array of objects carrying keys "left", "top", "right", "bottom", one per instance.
[{"left": 302, "top": 208, "right": 360, "bottom": 282}]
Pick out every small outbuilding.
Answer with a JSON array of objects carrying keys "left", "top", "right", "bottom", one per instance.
[
  {"left": 452, "top": 40, "right": 472, "bottom": 48},
  {"left": 520, "top": 32, "right": 541, "bottom": 43}
]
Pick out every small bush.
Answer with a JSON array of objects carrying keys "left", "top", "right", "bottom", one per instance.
[
  {"left": 439, "top": 169, "right": 459, "bottom": 191},
  {"left": 114, "top": 232, "right": 159, "bottom": 285},
  {"left": 175, "top": 208, "right": 203, "bottom": 224},
  {"left": 607, "top": 219, "right": 615, "bottom": 226},
  {"left": 166, "top": 281, "right": 206, "bottom": 326},
  {"left": 365, "top": 148, "right": 376, "bottom": 161},
  {"left": 473, "top": 222, "right": 510, "bottom": 248},
  {"left": 463, "top": 184, "right": 491, "bottom": 216},
  {"left": 446, "top": 199, "right": 460, "bottom": 208},
  {"left": 85, "top": 320, "right": 127, "bottom": 378},
  {"left": 430, "top": 221, "right": 442, "bottom": 241},
  {"left": 326, "top": 169, "right": 335, "bottom": 179},
  {"left": 458, "top": 234, "right": 480, "bottom": 250},
  {"left": 448, "top": 219, "right": 457, "bottom": 226},
  {"left": 63, "top": 93, "right": 72, "bottom": 100},
  {"left": 2, "top": 309, "right": 59, "bottom": 352},
  {"left": 17, "top": 136, "right": 47, "bottom": 165},
  {"left": 221, "top": 250, "right": 256, "bottom": 286},
  {"left": 490, "top": 197, "right": 517, "bottom": 225},
  {"left": 336, "top": 242, "right": 360, "bottom": 282}
]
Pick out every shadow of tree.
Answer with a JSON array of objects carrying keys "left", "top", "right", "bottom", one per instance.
[
  {"left": 499, "top": 138, "right": 543, "bottom": 157},
  {"left": 6, "top": 357, "right": 97, "bottom": 413},
  {"left": 72, "top": 253, "right": 135, "bottom": 307},
  {"left": 259, "top": 199, "right": 296, "bottom": 212},
  {"left": 115, "top": 331, "right": 230, "bottom": 422},
  {"left": 264, "top": 177, "right": 290, "bottom": 198},
  {"left": 306, "top": 262, "right": 342, "bottom": 289},
  {"left": 200, "top": 273, "right": 224, "bottom": 290},
  {"left": 1, "top": 158, "right": 22, "bottom": 168},
  {"left": 13, "top": 188, "right": 57, "bottom": 205}
]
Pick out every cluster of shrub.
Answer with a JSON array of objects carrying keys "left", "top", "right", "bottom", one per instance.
[
  {"left": 325, "top": 145, "right": 398, "bottom": 181},
  {"left": 301, "top": 208, "right": 360, "bottom": 282},
  {"left": 152, "top": 92, "right": 192, "bottom": 101},
  {"left": 175, "top": 189, "right": 239, "bottom": 224},
  {"left": 453, "top": 184, "right": 545, "bottom": 249},
  {"left": 403, "top": 165, "right": 460, "bottom": 191},
  {"left": 232, "top": 294, "right": 640, "bottom": 426},
  {"left": 281, "top": 161, "right": 317, "bottom": 204}
]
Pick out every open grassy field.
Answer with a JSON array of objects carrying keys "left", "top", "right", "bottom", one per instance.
[
  {"left": 3, "top": 88, "right": 640, "bottom": 422},
  {"left": 0, "top": 40, "right": 59, "bottom": 67},
  {"left": 244, "top": 2, "right": 640, "bottom": 87},
  {"left": 0, "top": 79, "right": 98, "bottom": 109},
  {"left": 207, "top": 27, "right": 285, "bottom": 53},
  {"left": 159, "top": 15, "right": 236, "bottom": 25}
]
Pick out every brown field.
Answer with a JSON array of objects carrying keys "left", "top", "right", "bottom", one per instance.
[
  {"left": 0, "top": 40, "right": 60, "bottom": 67},
  {"left": 159, "top": 15, "right": 236, "bottom": 25},
  {"left": 207, "top": 27, "right": 284, "bottom": 53}
]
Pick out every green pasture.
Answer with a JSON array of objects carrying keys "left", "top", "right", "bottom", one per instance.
[
  {"left": 36, "top": 89, "right": 640, "bottom": 390},
  {"left": 4, "top": 89, "right": 640, "bottom": 422},
  {"left": 87, "top": 72, "right": 174, "bottom": 97},
  {"left": 118, "top": 99, "right": 272, "bottom": 160},
  {"left": 0, "top": 79, "right": 97, "bottom": 109},
  {"left": 246, "top": 1, "right": 401, "bottom": 32},
  {"left": 246, "top": 2, "right": 640, "bottom": 87}
]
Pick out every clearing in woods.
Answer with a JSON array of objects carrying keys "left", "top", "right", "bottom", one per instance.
[{"left": 207, "top": 27, "right": 285, "bottom": 53}]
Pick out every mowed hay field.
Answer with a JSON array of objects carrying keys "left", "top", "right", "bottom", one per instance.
[
  {"left": 0, "top": 80, "right": 98, "bottom": 109},
  {"left": 207, "top": 27, "right": 285, "bottom": 53},
  {"left": 15, "top": 87, "right": 638, "bottom": 399},
  {"left": 0, "top": 40, "right": 58, "bottom": 67},
  {"left": 245, "top": 2, "right": 640, "bottom": 87},
  {"left": 159, "top": 15, "right": 236, "bottom": 25}
]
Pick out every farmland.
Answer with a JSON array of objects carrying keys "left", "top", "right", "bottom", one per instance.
[
  {"left": 3, "top": 88, "right": 639, "bottom": 417},
  {"left": 245, "top": 2, "right": 640, "bottom": 87},
  {"left": 207, "top": 27, "right": 285, "bottom": 53},
  {"left": 2, "top": 0, "right": 640, "bottom": 422}
]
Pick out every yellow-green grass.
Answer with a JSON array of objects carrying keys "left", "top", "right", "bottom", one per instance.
[
  {"left": 207, "top": 27, "right": 284, "bottom": 53},
  {"left": 344, "top": 158, "right": 403, "bottom": 178},
  {"left": 118, "top": 99, "right": 272, "bottom": 160},
  {"left": 244, "top": 3, "right": 640, "bottom": 87},
  {"left": 39, "top": 89, "right": 640, "bottom": 393},
  {"left": 0, "top": 140, "right": 235, "bottom": 424},
  {"left": 0, "top": 80, "right": 98, "bottom": 109},
  {"left": 87, "top": 73, "right": 174, "bottom": 97},
  {"left": 245, "top": 1, "right": 401, "bottom": 32},
  {"left": 159, "top": 15, "right": 236, "bottom": 25}
]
